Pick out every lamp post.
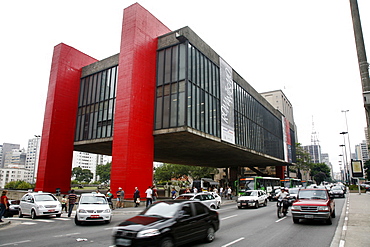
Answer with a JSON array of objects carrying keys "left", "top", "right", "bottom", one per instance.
[
  {"left": 339, "top": 144, "right": 348, "bottom": 184},
  {"left": 33, "top": 135, "right": 41, "bottom": 184},
  {"left": 341, "top": 110, "right": 353, "bottom": 176}
]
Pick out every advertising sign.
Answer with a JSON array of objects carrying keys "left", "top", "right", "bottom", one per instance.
[
  {"left": 282, "top": 117, "right": 292, "bottom": 163},
  {"left": 219, "top": 58, "right": 235, "bottom": 144},
  {"left": 351, "top": 160, "right": 364, "bottom": 177}
]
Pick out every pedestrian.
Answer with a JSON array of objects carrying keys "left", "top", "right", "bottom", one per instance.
[
  {"left": 116, "top": 187, "right": 125, "bottom": 208},
  {"left": 145, "top": 186, "right": 153, "bottom": 207},
  {"left": 171, "top": 188, "right": 177, "bottom": 199},
  {"left": 185, "top": 187, "right": 191, "bottom": 193},
  {"left": 152, "top": 186, "right": 158, "bottom": 202},
  {"left": 227, "top": 186, "right": 232, "bottom": 200},
  {"left": 67, "top": 189, "right": 77, "bottom": 217},
  {"left": 134, "top": 187, "right": 140, "bottom": 207},
  {"left": 193, "top": 187, "right": 198, "bottom": 194},
  {"left": 219, "top": 187, "right": 224, "bottom": 196},
  {"left": 61, "top": 195, "right": 68, "bottom": 213},
  {"left": 0, "top": 190, "right": 9, "bottom": 222},
  {"left": 106, "top": 189, "right": 114, "bottom": 210}
]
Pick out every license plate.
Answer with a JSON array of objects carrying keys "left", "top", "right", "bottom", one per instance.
[
  {"left": 242, "top": 203, "right": 247, "bottom": 205},
  {"left": 304, "top": 215, "right": 314, "bottom": 219},
  {"left": 48, "top": 209, "right": 55, "bottom": 212},
  {"left": 91, "top": 215, "right": 100, "bottom": 218},
  {"left": 116, "top": 238, "right": 132, "bottom": 246}
]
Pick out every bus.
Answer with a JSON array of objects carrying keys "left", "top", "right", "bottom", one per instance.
[
  {"left": 280, "top": 178, "right": 302, "bottom": 188},
  {"left": 192, "top": 178, "right": 219, "bottom": 192},
  {"left": 236, "top": 176, "right": 281, "bottom": 197},
  {"left": 301, "top": 180, "right": 315, "bottom": 188}
]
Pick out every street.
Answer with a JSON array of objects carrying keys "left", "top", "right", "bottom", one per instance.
[{"left": 0, "top": 198, "right": 345, "bottom": 247}]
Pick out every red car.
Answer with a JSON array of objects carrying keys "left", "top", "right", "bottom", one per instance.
[{"left": 291, "top": 188, "right": 335, "bottom": 225}]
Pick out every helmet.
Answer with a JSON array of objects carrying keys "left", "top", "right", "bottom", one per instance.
[{"left": 285, "top": 187, "right": 289, "bottom": 191}]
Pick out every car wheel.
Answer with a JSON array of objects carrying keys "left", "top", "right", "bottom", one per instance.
[
  {"left": 74, "top": 216, "right": 82, "bottom": 225},
  {"left": 255, "top": 201, "right": 259, "bottom": 209},
  {"left": 19, "top": 209, "right": 24, "bottom": 218},
  {"left": 210, "top": 204, "right": 216, "bottom": 209},
  {"left": 326, "top": 215, "right": 332, "bottom": 225},
  {"left": 31, "top": 210, "right": 37, "bottom": 219},
  {"left": 264, "top": 199, "right": 268, "bottom": 206},
  {"left": 238, "top": 206, "right": 242, "bottom": 209},
  {"left": 331, "top": 209, "right": 336, "bottom": 218},
  {"left": 104, "top": 219, "right": 111, "bottom": 224},
  {"left": 159, "top": 237, "right": 174, "bottom": 247},
  {"left": 293, "top": 217, "right": 300, "bottom": 224},
  {"left": 56, "top": 214, "right": 61, "bottom": 218},
  {"left": 204, "top": 226, "right": 215, "bottom": 243}
]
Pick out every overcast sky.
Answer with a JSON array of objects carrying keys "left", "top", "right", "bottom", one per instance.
[{"left": 1, "top": 0, "right": 369, "bottom": 172}]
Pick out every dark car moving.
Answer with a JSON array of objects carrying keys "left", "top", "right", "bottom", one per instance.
[{"left": 112, "top": 200, "right": 220, "bottom": 247}]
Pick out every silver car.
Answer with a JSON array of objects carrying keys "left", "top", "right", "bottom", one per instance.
[
  {"left": 175, "top": 193, "right": 218, "bottom": 209},
  {"left": 19, "top": 192, "right": 62, "bottom": 219}
]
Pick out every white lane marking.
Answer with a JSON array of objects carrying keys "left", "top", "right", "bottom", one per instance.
[
  {"left": 339, "top": 240, "right": 345, "bottom": 247},
  {"left": 0, "top": 240, "right": 32, "bottom": 246},
  {"left": 275, "top": 217, "right": 287, "bottom": 222},
  {"left": 21, "top": 222, "right": 37, "bottom": 225},
  {"left": 221, "top": 237, "right": 245, "bottom": 247},
  {"left": 53, "top": 232, "right": 81, "bottom": 238},
  {"left": 221, "top": 215, "right": 237, "bottom": 220}
]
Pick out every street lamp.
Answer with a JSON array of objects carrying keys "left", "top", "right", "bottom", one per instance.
[{"left": 341, "top": 110, "right": 353, "bottom": 180}]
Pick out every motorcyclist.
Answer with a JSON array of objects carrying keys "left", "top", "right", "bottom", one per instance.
[{"left": 276, "top": 187, "right": 290, "bottom": 214}]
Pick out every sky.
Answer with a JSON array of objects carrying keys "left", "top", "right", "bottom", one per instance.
[{"left": 1, "top": 0, "right": 369, "bottom": 173}]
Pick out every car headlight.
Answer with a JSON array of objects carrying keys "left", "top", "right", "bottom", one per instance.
[
  {"left": 78, "top": 209, "right": 88, "bottom": 213},
  {"left": 291, "top": 206, "right": 301, "bottom": 210},
  {"left": 103, "top": 209, "right": 111, "bottom": 213},
  {"left": 137, "top": 229, "right": 160, "bottom": 238},
  {"left": 37, "top": 205, "right": 45, "bottom": 209},
  {"left": 317, "top": 206, "right": 329, "bottom": 211}
]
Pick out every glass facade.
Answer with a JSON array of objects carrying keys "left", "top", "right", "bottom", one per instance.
[
  {"left": 75, "top": 66, "right": 118, "bottom": 141},
  {"left": 155, "top": 43, "right": 287, "bottom": 160}
]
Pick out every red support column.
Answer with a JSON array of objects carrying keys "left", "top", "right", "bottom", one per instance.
[
  {"left": 111, "top": 3, "right": 171, "bottom": 198},
  {"left": 35, "top": 43, "right": 97, "bottom": 193}
]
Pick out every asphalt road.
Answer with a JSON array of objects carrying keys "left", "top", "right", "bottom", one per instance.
[{"left": 0, "top": 198, "right": 345, "bottom": 247}]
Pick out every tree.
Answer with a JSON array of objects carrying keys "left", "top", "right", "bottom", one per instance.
[
  {"left": 310, "top": 163, "right": 331, "bottom": 183},
  {"left": 72, "top": 166, "right": 93, "bottom": 183},
  {"left": 4, "top": 180, "right": 33, "bottom": 189},
  {"left": 313, "top": 172, "right": 327, "bottom": 185},
  {"left": 293, "top": 143, "right": 312, "bottom": 179},
  {"left": 154, "top": 163, "right": 218, "bottom": 183},
  {"left": 96, "top": 162, "right": 111, "bottom": 184}
]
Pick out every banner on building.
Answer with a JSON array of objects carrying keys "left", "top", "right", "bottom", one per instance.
[
  {"left": 219, "top": 58, "right": 235, "bottom": 144},
  {"left": 282, "top": 116, "right": 292, "bottom": 163}
]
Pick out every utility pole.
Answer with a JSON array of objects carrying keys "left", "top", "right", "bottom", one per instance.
[{"left": 349, "top": 0, "right": 370, "bottom": 139}]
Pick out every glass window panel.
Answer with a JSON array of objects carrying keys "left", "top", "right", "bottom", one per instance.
[
  {"left": 157, "top": 51, "right": 164, "bottom": 86},
  {"left": 163, "top": 95, "right": 170, "bottom": 128},
  {"left": 170, "top": 93, "right": 177, "bottom": 127},
  {"left": 155, "top": 97, "right": 163, "bottom": 129},
  {"left": 178, "top": 91, "right": 185, "bottom": 126},
  {"left": 164, "top": 48, "right": 172, "bottom": 84},
  {"left": 179, "top": 43, "right": 186, "bottom": 80},
  {"left": 172, "top": 46, "right": 178, "bottom": 82}
]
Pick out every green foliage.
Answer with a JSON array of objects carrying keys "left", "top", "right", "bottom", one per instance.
[
  {"left": 310, "top": 163, "right": 331, "bottom": 184},
  {"left": 154, "top": 163, "right": 218, "bottom": 183},
  {"left": 96, "top": 162, "right": 111, "bottom": 184},
  {"left": 293, "top": 143, "right": 312, "bottom": 179},
  {"left": 71, "top": 166, "right": 93, "bottom": 183},
  {"left": 4, "top": 180, "right": 33, "bottom": 189}
]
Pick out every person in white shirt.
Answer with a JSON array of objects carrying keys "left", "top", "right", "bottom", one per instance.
[
  {"left": 145, "top": 186, "right": 153, "bottom": 207},
  {"left": 193, "top": 187, "right": 198, "bottom": 194}
]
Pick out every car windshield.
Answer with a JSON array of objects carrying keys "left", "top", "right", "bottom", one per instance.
[
  {"left": 289, "top": 188, "right": 299, "bottom": 194},
  {"left": 298, "top": 190, "right": 328, "bottom": 200},
  {"left": 140, "top": 202, "right": 181, "bottom": 218},
  {"left": 243, "top": 191, "right": 257, "bottom": 196},
  {"left": 34, "top": 194, "right": 57, "bottom": 201},
  {"left": 80, "top": 195, "right": 107, "bottom": 204},
  {"left": 332, "top": 187, "right": 342, "bottom": 191}
]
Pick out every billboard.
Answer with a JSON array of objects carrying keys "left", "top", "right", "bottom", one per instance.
[
  {"left": 351, "top": 160, "right": 364, "bottom": 177},
  {"left": 282, "top": 116, "right": 292, "bottom": 163},
  {"left": 219, "top": 57, "right": 235, "bottom": 144}
]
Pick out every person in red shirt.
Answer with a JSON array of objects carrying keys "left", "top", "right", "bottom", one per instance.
[{"left": 0, "top": 190, "right": 9, "bottom": 222}]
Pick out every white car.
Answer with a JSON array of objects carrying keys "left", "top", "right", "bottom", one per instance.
[
  {"left": 175, "top": 193, "right": 218, "bottom": 209},
  {"left": 19, "top": 192, "right": 62, "bottom": 219},
  {"left": 74, "top": 193, "right": 112, "bottom": 225},
  {"left": 237, "top": 190, "right": 268, "bottom": 209},
  {"left": 206, "top": 192, "right": 222, "bottom": 208}
]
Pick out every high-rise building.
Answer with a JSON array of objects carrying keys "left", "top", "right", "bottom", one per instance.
[
  {"left": 25, "top": 137, "right": 41, "bottom": 184},
  {"left": 303, "top": 145, "right": 322, "bottom": 164},
  {"left": 355, "top": 140, "right": 369, "bottom": 165},
  {"left": 0, "top": 143, "right": 20, "bottom": 168},
  {"left": 72, "top": 151, "right": 112, "bottom": 182}
]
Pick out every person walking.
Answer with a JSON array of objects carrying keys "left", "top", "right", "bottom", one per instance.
[
  {"left": 227, "top": 186, "right": 232, "bottom": 200},
  {"left": 116, "top": 187, "right": 125, "bottom": 208},
  {"left": 61, "top": 195, "right": 68, "bottom": 213},
  {"left": 67, "top": 190, "right": 77, "bottom": 217},
  {"left": 0, "top": 190, "right": 9, "bottom": 222},
  {"left": 152, "top": 186, "right": 158, "bottom": 202},
  {"left": 106, "top": 189, "right": 114, "bottom": 210},
  {"left": 134, "top": 187, "right": 140, "bottom": 207},
  {"left": 171, "top": 188, "right": 177, "bottom": 199},
  {"left": 145, "top": 186, "right": 153, "bottom": 207}
]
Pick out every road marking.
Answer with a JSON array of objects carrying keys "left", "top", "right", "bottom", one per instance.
[
  {"left": 339, "top": 240, "right": 345, "bottom": 247},
  {"left": 53, "top": 232, "right": 81, "bottom": 238},
  {"left": 21, "top": 222, "right": 37, "bottom": 225},
  {"left": 0, "top": 240, "right": 31, "bottom": 246},
  {"left": 221, "top": 237, "right": 245, "bottom": 247},
  {"left": 221, "top": 215, "right": 237, "bottom": 220},
  {"left": 275, "top": 217, "right": 287, "bottom": 222}
]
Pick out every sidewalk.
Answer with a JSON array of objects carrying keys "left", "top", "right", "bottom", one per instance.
[{"left": 331, "top": 191, "right": 370, "bottom": 247}]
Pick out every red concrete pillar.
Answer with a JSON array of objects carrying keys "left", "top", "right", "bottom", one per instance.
[
  {"left": 35, "top": 43, "right": 97, "bottom": 193},
  {"left": 111, "top": 3, "right": 171, "bottom": 198}
]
